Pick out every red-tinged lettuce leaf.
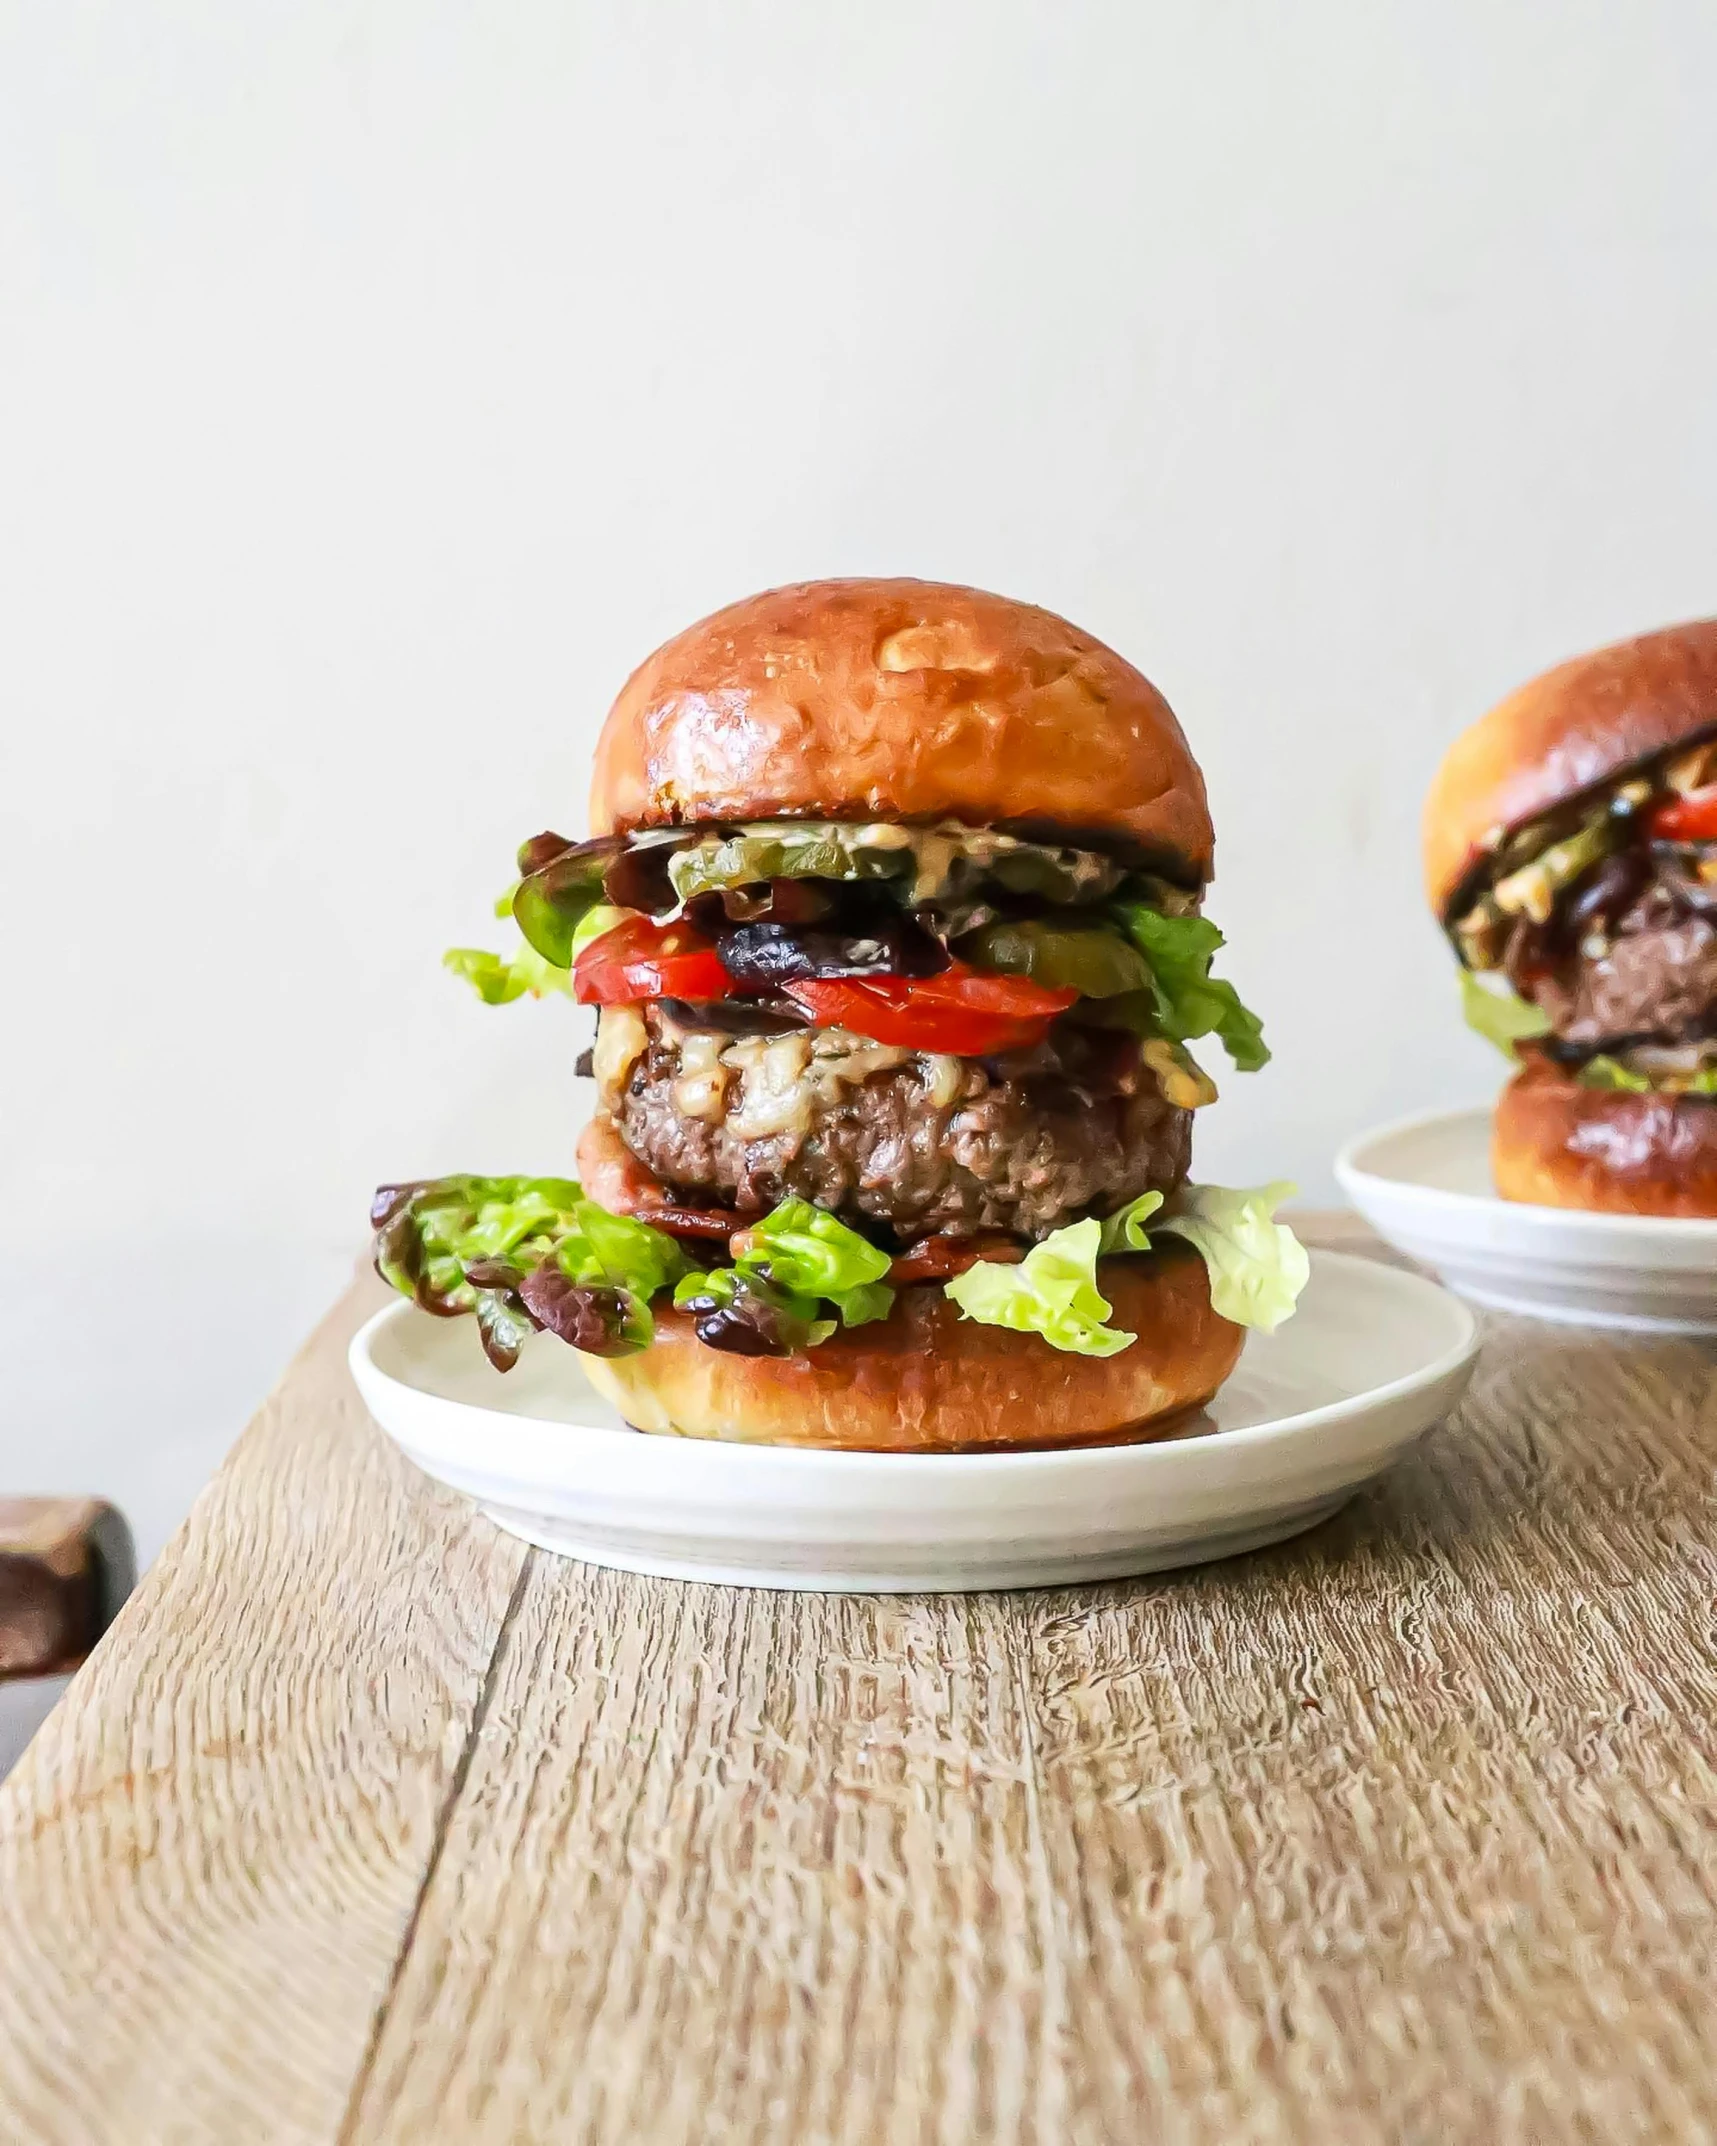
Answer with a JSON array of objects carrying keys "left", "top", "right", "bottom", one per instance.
[{"left": 369, "top": 1174, "right": 685, "bottom": 1370}]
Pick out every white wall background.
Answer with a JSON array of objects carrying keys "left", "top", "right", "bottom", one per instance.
[{"left": 4, "top": 1, "right": 1717, "bottom": 1569}]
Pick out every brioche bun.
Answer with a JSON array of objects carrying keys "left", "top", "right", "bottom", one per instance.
[
  {"left": 589, "top": 578, "right": 1214, "bottom": 879},
  {"left": 1424, "top": 618, "right": 1717, "bottom": 916},
  {"left": 575, "top": 1246, "right": 1242, "bottom": 1453},
  {"left": 1493, "top": 1055, "right": 1717, "bottom": 1217}
]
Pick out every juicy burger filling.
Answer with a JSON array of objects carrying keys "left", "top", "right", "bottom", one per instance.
[
  {"left": 1450, "top": 731, "right": 1717, "bottom": 1092},
  {"left": 375, "top": 819, "right": 1306, "bottom": 1370},
  {"left": 499, "top": 818, "right": 1260, "bottom": 1230},
  {"left": 608, "top": 1005, "right": 1193, "bottom": 1241}
]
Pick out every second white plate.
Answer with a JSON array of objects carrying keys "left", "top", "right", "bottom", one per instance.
[
  {"left": 1337, "top": 1104, "right": 1717, "bottom": 1331},
  {"left": 349, "top": 1249, "right": 1478, "bottom": 1592}
]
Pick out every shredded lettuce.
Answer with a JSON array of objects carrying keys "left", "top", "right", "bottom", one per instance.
[
  {"left": 1460, "top": 968, "right": 1552, "bottom": 1057},
  {"left": 946, "top": 1181, "right": 1307, "bottom": 1355},
  {"left": 944, "top": 1217, "right": 1135, "bottom": 1357},
  {"left": 1109, "top": 906, "right": 1269, "bottom": 1071}
]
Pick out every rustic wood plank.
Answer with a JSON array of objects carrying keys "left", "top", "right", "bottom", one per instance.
[
  {"left": 0, "top": 1277, "right": 528, "bottom": 2146},
  {"left": 0, "top": 1498, "right": 135, "bottom": 1681},
  {"left": 337, "top": 1242, "right": 1717, "bottom": 2144},
  {"left": 345, "top": 1573, "right": 1057, "bottom": 2145},
  {"left": 1014, "top": 1321, "right": 1717, "bottom": 2141},
  {"left": 0, "top": 1218, "right": 1714, "bottom": 2142}
]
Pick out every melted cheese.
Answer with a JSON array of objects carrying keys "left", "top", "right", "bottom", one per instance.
[
  {"left": 705, "top": 1025, "right": 951, "bottom": 1142},
  {"left": 670, "top": 1030, "right": 731, "bottom": 1123},
  {"left": 722, "top": 1034, "right": 816, "bottom": 1138},
  {"left": 592, "top": 1004, "right": 648, "bottom": 1105}
]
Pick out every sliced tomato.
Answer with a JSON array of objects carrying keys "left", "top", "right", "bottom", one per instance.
[
  {"left": 573, "top": 915, "right": 732, "bottom": 1006},
  {"left": 1650, "top": 786, "right": 1717, "bottom": 842},
  {"left": 785, "top": 964, "right": 1078, "bottom": 1055}
]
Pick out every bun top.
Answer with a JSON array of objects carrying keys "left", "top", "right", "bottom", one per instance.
[
  {"left": 1424, "top": 619, "right": 1717, "bottom": 914},
  {"left": 589, "top": 578, "right": 1214, "bottom": 878}
]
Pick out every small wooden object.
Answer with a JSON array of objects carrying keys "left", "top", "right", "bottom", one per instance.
[{"left": 0, "top": 1499, "right": 135, "bottom": 1682}]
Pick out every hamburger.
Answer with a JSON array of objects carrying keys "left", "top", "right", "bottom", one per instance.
[
  {"left": 1426, "top": 618, "right": 1717, "bottom": 1215},
  {"left": 372, "top": 579, "right": 1307, "bottom": 1451}
]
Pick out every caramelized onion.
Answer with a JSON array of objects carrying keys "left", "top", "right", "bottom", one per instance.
[{"left": 716, "top": 916, "right": 948, "bottom": 986}]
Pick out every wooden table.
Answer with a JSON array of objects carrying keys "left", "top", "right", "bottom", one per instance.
[{"left": 1, "top": 1218, "right": 1714, "bottom": 2144}]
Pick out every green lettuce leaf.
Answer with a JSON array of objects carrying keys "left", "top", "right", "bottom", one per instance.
[
  {"left": 831, "top": 1280, "right": 895, "bottom": 1328},
  {"left": 1109, "top": 906, "right": 1269, "bottom": 1071},
  {"left": 1152, "top": 1182, "right": 1308, "bottom": 1333},
  {"left": 1460, "top": 968, "right": 1552, "bottom": 1057},
  {"left": 1095, "top": 1189, "right": 1165, "bottom": 1253},
  {"left": 945, "top": 1180, "right": 1308, "bottom": 1354},
  {"left": 1576, "top": 1052, "right": 1653, "bottom": 1093},
  {"left": 670, "top": 1266, "right": 837, "bottom": 1354},
  {"left": 566, "top": 1199, "right": 688, "bottom": 1299},
  {"left": 370, "top": 1175, "right": 686, "bottom": 1367},
  {"left": 731, "top": 1197, "right": 894, "bottom": 1323},
  {"left": 944, "top": 1217, "right": 1134, "bottom": 1357},
  {"left": 444, "top": 942, "right": 575, "bottom": 1005},
  {"left": 672, "top": 1197, "right": 896, "bottom": 1346},
  {"left": 1578, "top": 1053, "right": 1717, "bottom": 1095},
  {"left": 446, "top": 895, "right": 626, "bottom": 1008}
]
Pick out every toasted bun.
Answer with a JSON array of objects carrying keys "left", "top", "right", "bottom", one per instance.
[
  {"left": 576, "top": 1247, "right": 1242, "bottom": 1453},
  {"left": 589, "top": 578, "right": 1214, "bottom": 877},
  {"left": 1493, "top": 1056, "right": 1717, "bottom": 1216},
  {"left": 1424, "top": 619, "right": 1717, "bottom": 915}
]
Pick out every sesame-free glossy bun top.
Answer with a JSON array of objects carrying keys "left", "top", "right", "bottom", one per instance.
[
  {"left": 589, "top": 578, "right": 1215, "bottom": 878},
  {"left": 1423, "top": 619, "right": 1717, "bottom": 916}
]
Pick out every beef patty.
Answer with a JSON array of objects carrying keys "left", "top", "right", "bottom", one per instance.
[
  {"left": 608, "top": 1012, "right": 1192, "bottom": 1240},
  {"left": 1520, "top": 876, "right": 1717, "bottom": 1048}
]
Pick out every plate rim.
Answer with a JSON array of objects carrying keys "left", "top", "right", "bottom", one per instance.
[
  {"left": 349, "top": 1246, "right": 1479, "bottom": 1476},
  {"left": 1336, "top": 1101, "right": 1717, "bottom": 1240}
]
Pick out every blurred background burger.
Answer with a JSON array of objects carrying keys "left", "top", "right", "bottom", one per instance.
[{"left": 1426, "top": 620, "right": 1717, "bottom": 1214}]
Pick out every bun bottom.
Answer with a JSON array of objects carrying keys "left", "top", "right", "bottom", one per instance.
[
  {"left": 1493, "top": 1058, "right": 1717, "bottom": 1217},
  {"left": 576, "top": 1247, "right": 1242, "bottom": 1453}
]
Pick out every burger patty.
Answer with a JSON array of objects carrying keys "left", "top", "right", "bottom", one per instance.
[
  {"left": 609, "top": 1014, "right": 1192, "bottom": 1239},
  {"left": 1517, "top": 878, "right": 1717, "bottom": 1048},
  {"left": 1542, "top": 919, "right": 1717, "bottom": 1047}
]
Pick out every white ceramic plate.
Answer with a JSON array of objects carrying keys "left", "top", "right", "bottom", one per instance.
[
  {"left": 1337, "top": 1103, "right": 1717, "bottom": 1332},
  {"left": 348, "top": 1249, "right": 1477, "bottom": 1592}
]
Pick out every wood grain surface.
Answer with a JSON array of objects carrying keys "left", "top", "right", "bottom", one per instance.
[{"left": 1, "top": 1227, "right": 1715, "bottom": 2144}]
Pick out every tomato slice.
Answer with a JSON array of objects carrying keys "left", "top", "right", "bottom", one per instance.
[
  {"left": 1650, "top": 786, "right": 1717, "bottom": 842},
  {"left": 785, "top": 964, "right": 1078, "bottom": 1054},
  {"left": 573, "top": 916, "right": 732, "bottom": 1006}
]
